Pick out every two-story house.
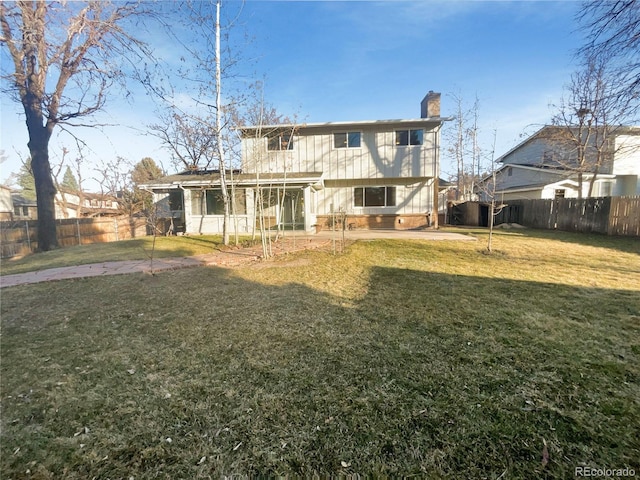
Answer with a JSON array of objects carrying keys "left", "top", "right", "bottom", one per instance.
[
  {"left": 142, "top": 92, "right": 448, "bottom": 235},
  {"left": 480, "top": 125, "right": 640, "bottom": 201},
  {"left": 55, "top": 190, "right": 120, "bottom": 218}
]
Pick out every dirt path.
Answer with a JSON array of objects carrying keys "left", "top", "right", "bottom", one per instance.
[{"left": 0, "top": 237, "right": 332, "bottom": 288}]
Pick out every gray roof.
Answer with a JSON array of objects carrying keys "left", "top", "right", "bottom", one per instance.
[
  {"left": 238, "top": 117, "right": 452, "bottom": 136},
  {"left": 496, "top": 124, "right": 640, "bottom": 164}
]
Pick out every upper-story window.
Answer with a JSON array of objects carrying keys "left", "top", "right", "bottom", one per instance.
[
  {"left": 334, "top": 132, "right": 361, "bottom": 148},
  {"left": 395, "top": 129, "right": 423, "bottom": 146},
  {"left": 267, "top": 133, "right": 294, "bottom": 151}
]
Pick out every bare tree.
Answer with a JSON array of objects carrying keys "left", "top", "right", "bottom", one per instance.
[
  {"left": 149, "top": 111, "right": 218, "bottom": 172},
  {"left": 94, "top": 156, "right": 152, "bottom": 218},
  {"left": 0, "top": 1, "right": 153, "bottom": 250},
  {"left": 447, "top": 93, "right": 467, "bottom": 200},
  {"left": 578, "top": 0, "right": 640, "bottom": 117},
  {"left": 484, "top": 130, "right": 502, "bottom": 253},
  {"left": 550, "top": 54, "right": 635, "bottom": 198},
  {"left": 232, "top": 86, "right": 299, "bottom": 257},
  {"left": 444, "top": 93, "right": 482, "bottom": 201},
  {"left": 68, "top": 146, "right": 87, "bottom": 217},
  {"left": 213, "top": 0, "right": 231, "bottom": 246},
  {"left": 469, "top": 96, "right": 482, "bottom": 198},
  {"left": 148, "top": 0, "right": 248, "bottom": 246}
]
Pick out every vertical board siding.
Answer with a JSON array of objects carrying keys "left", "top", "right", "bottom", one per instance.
[
  {"left": 237, "top": 123, "right": 441, "bottom": 230},
  {"left": 244, "top": 127, "right": 437, "bottom": 181}
]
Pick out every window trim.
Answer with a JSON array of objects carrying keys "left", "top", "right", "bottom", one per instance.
[
  {"left": 168, "top": 190, "right": 184, "bottom": 212},
  {"left": 191, "top": 188, "right": 247, "bottom": 216},
  {"left": 267, "top": 132, "right": 295, "bottom": 151},
  {"left": 353, "top": 186, "right": 397, "bottom": 208},
  {"left": 395, "top": 129, "right": 424, "bottom": 146},
  {"left": 333, "top": 131, "right": 362, "bottom": 149}
]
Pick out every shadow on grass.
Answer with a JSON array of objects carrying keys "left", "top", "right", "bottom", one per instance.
[
  {"left": 459, "top": 226, "right": 640, "bottom": 255},
  {"left": 1, "top": 264, "right": 638, "bottom": 478}
]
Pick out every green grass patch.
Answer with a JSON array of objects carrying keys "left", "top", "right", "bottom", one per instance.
[{"left": 1, "top": 231, "right": 639, "bottom": 477}]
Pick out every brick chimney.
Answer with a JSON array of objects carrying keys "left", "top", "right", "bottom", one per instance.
[{"left": 421, "top": 91, "right": 441, "bottom": 118}]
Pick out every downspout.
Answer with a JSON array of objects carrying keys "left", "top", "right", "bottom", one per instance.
[
  {"left": 432, "top": 124, "right": 442, "bottom": 229},
  {"left": 178, "top": 184, "right": 188, "bottom": 234}
]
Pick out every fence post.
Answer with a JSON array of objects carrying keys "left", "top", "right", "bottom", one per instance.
[
  {"left": 25, "top": 221, "right": 31, "bottom": 251},
  {"left": 114, "top": 217, "right": 119, "bottom": 241},
  {"left": 76, "top": 218, "right": 81, "bottom": 245}
]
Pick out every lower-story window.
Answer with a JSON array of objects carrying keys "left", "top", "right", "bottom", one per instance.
[
  {"left": 192, "top": 189, "right": 247, "bottom": 215},
  {"left": 597, "top": 181, "right": 612, "bottom": 197},
  {"left": 354, "top": 186, "right": 397, "bottom": 207}
]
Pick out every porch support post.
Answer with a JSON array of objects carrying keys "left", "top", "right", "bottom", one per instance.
[{"left": 303, "top": 186, "right": 313, "bottom": 233}]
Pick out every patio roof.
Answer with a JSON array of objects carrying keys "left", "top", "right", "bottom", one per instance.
[{"left": 141, "top": 171, "right": 324, "bottom": 190}]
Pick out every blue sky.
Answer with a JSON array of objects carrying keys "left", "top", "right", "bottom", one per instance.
[{"left": 0, "top": 0, "right": 585, "bottom": 187}]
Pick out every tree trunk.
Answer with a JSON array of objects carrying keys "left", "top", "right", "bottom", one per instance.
[
  {"left": 487, "top": 199, "right": 495, "bottom": 253},
  {"left": 215, "top": 0, "right": 230, "bottom": 246},
  {"left": 28, "top": 126, "right": 58, "bottom": 251}
]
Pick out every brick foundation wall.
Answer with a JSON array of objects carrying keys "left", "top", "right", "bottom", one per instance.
[{"left": 315, "top": 214, "right": 431, "bottom": 231}]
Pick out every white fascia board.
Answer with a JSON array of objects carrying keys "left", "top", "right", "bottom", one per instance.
[
  {"left": 478, "top": 163, "right": 567, "bottom": 183},
  {"left": 510, "top": 164, "right": 570, "bottom": 174},
  {"left": 143, "top": 177, "right": 324, "bottom": 189},
  {"left": 239, "top": 117, "right": 454, "bottom": 133},
  {"left": 495, "top": 186, "right": 545, "bottom": 194},
  {"left": 581, "top": 173, "right": 616, "bottom": 179},
  {"left": 248, "top": 177, "right": 324, "bottom": 186},
  {"left": 139, "top": 184, "right": 174, "bottom": 191}
]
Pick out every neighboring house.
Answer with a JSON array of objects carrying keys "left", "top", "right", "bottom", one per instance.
[
  {"left": 479, "top": 125, "right": 640, "bottom": 201},
  {"left": 142, "top": 91, "right": 449, "bottom": 234},
  {"left": 55, "top": 190, "right": 120, "bottom": 218},
  {"left": 8, "top": 190, "right": 119, "bottom": 220},
  {"left": 0, "top": 185, "right": 13, "bottom": 220},
  {"left": 11, "top": 193, "right": 37, "bottom": 219}
]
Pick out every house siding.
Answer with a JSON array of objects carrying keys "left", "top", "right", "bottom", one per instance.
[
  {"left": 484, "top": 126, "right": 640, "bottom": 201},
  {"left": 494, "top": 166, "right": 567, "bottom": 192},
  {"left": 242, "top": 124, "right": 437, "bottom": 181},
  {"left": 145, "top": 106, "right": 446, "bottom": 235},
  {"left": 500, "top": 138, "right": 550, "bottom": 167},
  {"left": 613, "top": 135, "right": 640, "bottom": 175},
  {"left": 0, "top": 187, "right": 13, "bottom": 220},
  {"left": 238, "top": 120, "right": 441, "bottom": 229},
  {"left": 612, "top": 135, "right": 640, "bottom": 195},
  {"left": 500, "top": 190, "right": 544, "bottom": 201}
]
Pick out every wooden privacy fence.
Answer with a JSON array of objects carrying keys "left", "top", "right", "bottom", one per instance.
[
  {"left": 492, "top": 196, "right": 640, "bottom": 236},
  {"left": 0, "top": 216, "right": 149, "bottom": 258},
  {"left": 608, "top": 196, "right": 640, "bottom": 236}
]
